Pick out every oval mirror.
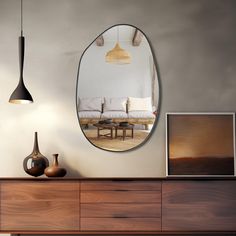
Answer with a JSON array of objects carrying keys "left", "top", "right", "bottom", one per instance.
[{"left": 76, "top": 24, "right": 160, "bottom": 152}]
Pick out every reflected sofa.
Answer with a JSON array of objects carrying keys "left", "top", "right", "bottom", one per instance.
[{"left": 78, "top": 97, "right": 156, "bottom": 129}]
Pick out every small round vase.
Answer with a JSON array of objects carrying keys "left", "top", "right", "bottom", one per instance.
[
  {"left": 23, "top": 132, "right": 49, "bottom": 177},
  {"left": 44, "top": 154, "right": 67, "bottom": 177}
]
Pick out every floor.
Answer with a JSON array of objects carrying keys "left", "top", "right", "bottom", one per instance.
[{"left": 83, "top": 128, "right": 150, "bottom": 151}]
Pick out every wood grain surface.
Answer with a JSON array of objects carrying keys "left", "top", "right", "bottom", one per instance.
[
  {"left": 81, "top": 180, "right": 161, "bottom": 191},
  {"left": 1, "top": 201, "right": 79, "bottom": 230},
  {"left": 81, "top": 217, "right": 161, "bottom": 231},
  {"left": 1, "top": 181, "right": 79, "bottom": 200},
  {"left": 0, "top": 181, "right": 80, "bottom": 231},
  {"left": 0, "top": 179, "right": 235, "bottom": 234},
  {"left": 81, "top": 203, "right": 161, "bottom": 218},
  {"left": 81, "top": 191, "right": 161, "bottom": 203},
  {"left": 162, "top": 181, "right": 236, "bottom": 231}
]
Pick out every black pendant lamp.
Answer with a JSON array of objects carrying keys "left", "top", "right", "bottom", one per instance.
[{"left": 9, "top": 0, "right": 33, "bottom": 104}]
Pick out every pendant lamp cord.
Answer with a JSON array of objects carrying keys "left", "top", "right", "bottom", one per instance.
[
  {"left": 21, "top": 0, "right": 23, "bottom": 36},
  {"left": 117, "top": 26, "right": 119, "bottom": 43}
]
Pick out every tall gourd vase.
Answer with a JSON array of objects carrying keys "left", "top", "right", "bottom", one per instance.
[
  {"left": 45, "top": 154, "right": 67, "bottom": 177},
  {"left": 23, "top": 132, "right": 49, "bottom": 177}
]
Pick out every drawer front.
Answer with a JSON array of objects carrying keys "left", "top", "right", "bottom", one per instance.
[
  {"left": 162, "top": 181, "right": 236, "bottom": 231},
  {"left": 81, "top": 180, "right": 161, "bottom": 191},
  {"left": 0, "top": 181, "right": 80, "bottom": 231},
  {"left": 81, "top": 218, "right": 161, "bottom": 231},
  {"left": 81, "top": 203, "right": 161, "bottom": 218},
  {"left": 81, "top": 190, "right": 161, "bottom": 203},
  {"left": 80, "top": 180, "right": 161, "bottom": 232},
  {"left": 1, "top": 200, "right": 78, "bottom": 231},
  {"left": 1, "top": 181, "right": 78, "bottom": 200}
]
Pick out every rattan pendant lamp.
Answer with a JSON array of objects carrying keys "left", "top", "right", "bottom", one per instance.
[
  {"left": 105, "top": 26, "right": 131, "bottom": 64},
  {"left": 9, "top": 0, "right": 33, "bottom": 104}
]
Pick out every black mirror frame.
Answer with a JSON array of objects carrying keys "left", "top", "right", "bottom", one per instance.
[{"left": 76, "top": 23, "right": 162, "bottom": 152}]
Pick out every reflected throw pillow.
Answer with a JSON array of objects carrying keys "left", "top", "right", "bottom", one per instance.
[
  {"left": 104, "top": 97, "right": 127, "bottom": 112},
  {"left": 128, "top": 97, "right": 152, "bottom": 112},
  {"left": 79, "top": 97, "right": 103, "bottom": 112}
]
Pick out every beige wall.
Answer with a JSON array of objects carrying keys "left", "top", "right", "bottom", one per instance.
[{"left": 0, "top": 0, "right": 235, "bottom": 178}]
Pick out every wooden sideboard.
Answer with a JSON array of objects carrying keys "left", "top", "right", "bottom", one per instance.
[{"left": 0, "top": 178, "right": 235, "bottom": 234}]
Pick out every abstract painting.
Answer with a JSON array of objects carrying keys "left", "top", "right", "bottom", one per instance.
[{"left": 166, "top": 113, "right": 235, "bottom": 176}]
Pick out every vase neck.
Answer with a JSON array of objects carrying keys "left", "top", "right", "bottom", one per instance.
[
  {"left": 53, "top": 154, "right": 59, "bottom": 166},
  {"left": 33, "top": 132, "right": 40, "bottom": 154}
]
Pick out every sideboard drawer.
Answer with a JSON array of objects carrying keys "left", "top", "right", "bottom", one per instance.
[
  {"left": 1, "top": 181, "right": 78, "bottom": 200},
  {"left": 0, "top": 181, "right": 80, "bottom": 231},
  {"left": 80, "top": 180, "right": 161, "bottom": 232},
  {"left": 81, "top": 203, "right": 161, "bottom": 218},
  {"left": 162, "top": 181, "right": 236, "bottom": 231},
  {"left": 81, "top": 180, "right": 161, "bottom": 191},
  {"left": 81, "top": 217, "right": 161, "bottom": 231},
  {"left": 81, "top": 190, "right": 161, "bottom": 203},
  {"left": 1, "top": 201, "right": 78, "bottom": 231}
]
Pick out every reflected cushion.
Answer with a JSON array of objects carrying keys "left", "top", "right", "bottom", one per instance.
[
  {"left": 101, "top": 111, "right": 128, "bottom": 119},
  {"left": 79, "top": 97, "right": 103, "bottom": 112},
  {"left": 128, "top": 97, "right": 152, "bottom": 112},
  {"left": 79, "top": 111, "right": 101, "bottom": 118},
  {"left": 104, "top": 97, "right": 127, "bottom": 112},
  {"left": 128, "top": 111, "right": 155, "bottom": 119}
]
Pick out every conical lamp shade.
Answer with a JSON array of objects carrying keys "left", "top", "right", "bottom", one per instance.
[
  {"left": 105, "top": 43, "right": 131, "bottom": 64},
  {"left": 9, "top": 35, "right": 33, "bottom": 104},
  {"left": 9, "top": 79, "right": 33, "bottom": 104}
]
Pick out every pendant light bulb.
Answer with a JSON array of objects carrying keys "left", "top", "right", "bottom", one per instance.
[{"left": 9, "top": 0, "right": 33, "bottom": 104}]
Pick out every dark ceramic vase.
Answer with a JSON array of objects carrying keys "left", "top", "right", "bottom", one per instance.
[
  {"left": 44, "top": 154, "right": 67, "bottom": 177},
  {"left": 23, "top": 132, "right": 49, "bottom": 177}
]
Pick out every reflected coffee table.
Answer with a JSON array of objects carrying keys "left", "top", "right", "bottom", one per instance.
[
  {"left": 115, "top": 124, "right": 134, "bottom": 141},
  {"left": 94, "top": 123, "right": 118, "bottom": 139}
]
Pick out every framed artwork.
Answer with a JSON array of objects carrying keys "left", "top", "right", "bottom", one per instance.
[{"left": 166, "top": 113, "right": 235, "bottom": 176}]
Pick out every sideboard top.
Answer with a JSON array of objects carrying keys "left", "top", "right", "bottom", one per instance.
[{"left": 0, "top": 177, "right": 235, "bottom": 181}]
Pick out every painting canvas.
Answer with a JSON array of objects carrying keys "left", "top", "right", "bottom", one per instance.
[{"left": 166, "top": 113, "right": 235, "bottom": 176}]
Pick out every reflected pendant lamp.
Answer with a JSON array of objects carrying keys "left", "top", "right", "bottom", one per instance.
[
  {"left": 105, "top": 27, "right": 131, "bottom": 65},
  {"left": 9, "top": 0, "right": 33, "bottom": 104}
]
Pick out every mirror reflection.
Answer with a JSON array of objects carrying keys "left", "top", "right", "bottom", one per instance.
[{"left": 77, "top": 25, "right": 159, "bottom": 151}]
